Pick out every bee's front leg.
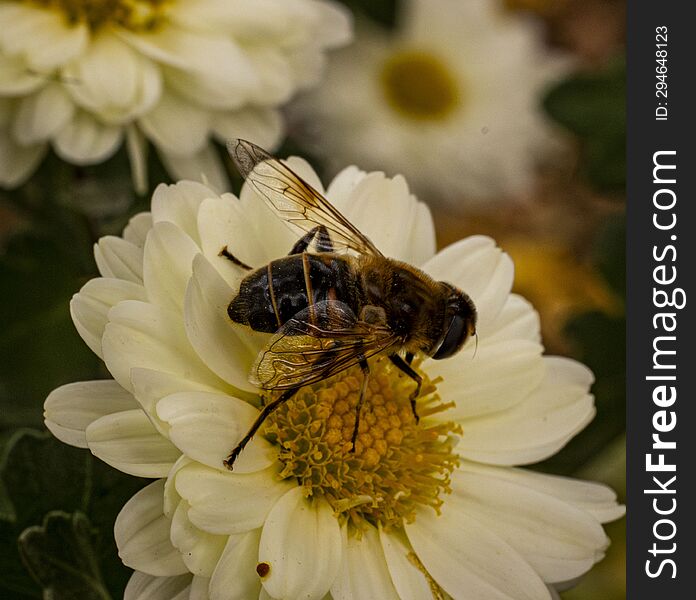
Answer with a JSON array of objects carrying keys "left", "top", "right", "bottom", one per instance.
[
  {"left": 224, "top": 387, "right": 297, "bottom": 470},
  {"left": 389, "top": 354, "right": 422, "bottom": 423},
  {"left": 350, "top": 357, "right": 370, "bottom": 451}
]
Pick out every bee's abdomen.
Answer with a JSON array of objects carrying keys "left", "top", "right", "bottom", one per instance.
[{"left": 228, "top": 254, "right": 356, "bottom": 333}]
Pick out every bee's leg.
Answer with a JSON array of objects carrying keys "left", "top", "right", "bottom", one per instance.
[
  {"left": 219, "top": 246, "right": 253, "bottom": 270},
  {"left": 389, "top": 354, "right": 422, "bottom": 423},
  {"left": 405, "top": 352, "right": 415, "bottom": 365},
  {"left": 350, "top": 358, "right": 370, "bottom": 451},
  {"left": 289, "top": 225, "right": 334, "bottom": 254},
  {"left": 224, "top": 388, "right": 297, "bottom": 470}
]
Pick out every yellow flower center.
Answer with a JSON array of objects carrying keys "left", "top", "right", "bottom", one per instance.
[
  {"left": 263, "top": 358, "right": 460, "bottom": 530},
  {"left": 380, "top": 50, "right": 462, "bottom": 121},
  {"left": 23, "top": 0, "right": 170, "bottom": 31}
]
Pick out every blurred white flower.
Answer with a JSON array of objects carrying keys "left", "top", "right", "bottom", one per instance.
[
  {"left": 292, "top": 0, "right": 569, "bottom": 207},
  {"left": 0, "top": 0, "right": 351, "bottom": 191},
  {"left": 44, "top": 158, "right": 622, "bottom": 599}
]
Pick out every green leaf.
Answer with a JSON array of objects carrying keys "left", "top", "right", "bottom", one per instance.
[
  {"left": 544, "top": 58, "right": 626, "bottom": 192},
  {"left": 0, "top": 430, "right": 147, "bottom": 599},
  {"left": 337, "top": 0, "right": 399, "bottom": 27},
  {"left": 18, "top": 511, "right": 111, "bottom": 600},
  {"left": 0, "top": 203, "right": 102, "bottom": 431}
]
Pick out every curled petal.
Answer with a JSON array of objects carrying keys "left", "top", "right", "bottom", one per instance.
[
  {"left": 259, "top": 488, "right": 341, "bottom": 600},
  {"left": 170, "top": 499, "right": 227, "bottom": 577},
  {"left": 156, "top": 391, "right": 277, "bottom": 473},
  {"left": 44, "top": 380, "right": 137, "bottom": 448},
  {"left": 86, "top": 408, "right": 181, "bottom": 477},
  {"left": 175, "top": 462, "right": 292, "bottom": 535},
  {"left": 115, "top": 480, "right": 188, "bottom": 576},
  {"left": 124, "top": 571, "right": 192, "bottom": 600},
  {"left": 331, "top": 525, "right": 399, "bottom": 600}
]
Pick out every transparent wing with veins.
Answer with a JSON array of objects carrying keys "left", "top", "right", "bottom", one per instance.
[
  {"left": 228, "top": 138, "right": 383, "bottom": 257},
  {"left": 251, "top": 301, "right": 398, "bottom": 390}
]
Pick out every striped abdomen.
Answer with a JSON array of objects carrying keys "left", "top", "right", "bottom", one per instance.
[{"left": 228, "top": 253, "right": 359, "bottom": 333}]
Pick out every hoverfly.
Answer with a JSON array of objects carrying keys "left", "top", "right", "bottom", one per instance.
[{"left": 222, "top": 139, "right": 477, "bottom": 469}]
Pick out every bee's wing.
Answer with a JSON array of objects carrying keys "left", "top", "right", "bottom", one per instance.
[
  {"left": 228, "top": 138, "right": 383, "bottom": 257},
  {"left": 251, "top": 301, "right": 398, "bottom": 390}
]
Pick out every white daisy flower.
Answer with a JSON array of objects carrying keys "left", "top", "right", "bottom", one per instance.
[
  {"left": 44, "top": 155, "right": 623, "bottom": 599},
  {"left": 291, "top": 0, "right": 569, "bottom": 207},
  {"left": 0, "top": 0, "right": 351, "bottom": 191}
]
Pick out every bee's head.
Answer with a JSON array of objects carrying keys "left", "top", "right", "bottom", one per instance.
[{"left": 430, "top": 282, "right": 477, "bottom": 360}]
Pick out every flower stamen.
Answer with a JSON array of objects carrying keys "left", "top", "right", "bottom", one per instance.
[
  {"left": 380, "top": 50, "right": 462, "bottom": 121},
  {"left": 263, "top": 357, "right": 460, "bottom": 530},
  {"left": 23, "top": 0, "right": 170, "bottom": 31}
]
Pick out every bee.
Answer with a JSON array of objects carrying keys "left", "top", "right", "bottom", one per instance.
[{"left": 222, "top": 139, "right": 477, "bottom": 469}]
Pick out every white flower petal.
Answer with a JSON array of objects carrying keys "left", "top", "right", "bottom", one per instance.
[
  {"left": 457, "top": 357, "right": 596, "bottom": 465},
  {"left": 0, "top": 4, "right": 87, "bottom": 72},
  {"left": 85, "top": 408, "right": 181, "bottom": 477},
  {"left": 125, "top": 572, "right": 192, "bottom": 600},
  {"left": 43, "top": 380, "right": 137, "bottom": 448},
  {"left": 126, "top": 125, "right": 149, "bottom": 195},
  {"left": 70, "top": 277, "right": 147, "bottom": 358},
  {"left": 54, "top": 110, "right": 123, "bottom": 165},
  {"left": 325, "top": 166, "right": 368, "bottom": 209},
  {"left": 185, "top": 254, "right": 269, "bottom": 392},
  {"left": 120, "top": 27, "right": 256, "bottom": 103},
  {"left": 331, "top": 525, "right": 399, "bottom": 600},
  {"left": 0, "top": 54, "right": 44, "bottom": 95},
  {"left": 163, "top": 455, "right": 192, "bottom": 519},
  {"left": 160, "top": 144, "right": 228, "bottom": 193},
  {"left": 12, "top": 83, "right": 74, "bottom": 144},
  {"left": 452, "top": 467, "right": 609, "bottom": 583},
  {"left": 378, "top": 527, "right": 433, "bottom": 600},
  {"left": 333, "top": 171, "right": 433, "bottom": 263},
  {"left": 151, "top": 180, "right": 218, "bottom": 245},
  {"left": 406, "top": 504, "right": 551, "bottom": 600},
  {"left": 102, "top": 300, "right": 226, "bottom": 393},
  {"left": 423, "top": 236, "right": 514, "bottom": 329},
  {"left": 94, "top": 235, "right": 144, "bottom": 283},
  {"left": 0, "top": 132, "right": 46, "bottom": 187},
  {"left": 143, "top": 221, "right": 200, "bottom": 314},
  {"left": 123, "top": 212, "right": 154, "bottom": 248},
  {"left": 189, "top": 576, "right": 211, "bottom": 600},
  {"left": 175, "top": 462, "right": 292, "bottom": 535},
  {"left": 163, "top": 61, "right": 255, "bottom": 112},
  {"left": 115, "top": 480, "right": 188, "bottom": 576},
  {"left": 212, "top": 107, "right": 283, "bottom": 151},
  {"left": 130, "top": 368, "right": 220, "bottom": 435},
  {"left": 424, "top": 338, "right": 544, "bottom": 420},
  {"left": 197, "top": 194, "right": 290, "bottom": 282},
  {"left": 460, "top": 462, "right": 625, "bottom": 524},
  {"left": 156, "top": 391, "right": 276, "bottom": 473},
  {"left": 259, "top": 488, "right": 342, "bottom": 600},
  {"left": 171, "top": 500, "right": 227, "bottom": 577},
  {"left": 484, "top": 293, "right": 541, "bottom": 344},
  {"left": 140, "top": 93, "right": 209, "bottom": 155},
  {"left": 64, "top": 33, "right": 161, "bottom": 124},
  {"left": 209, "top": 529, "right": 262, "bottom": 600}
]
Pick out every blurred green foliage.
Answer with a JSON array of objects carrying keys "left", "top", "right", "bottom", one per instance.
[{"left": 544, "top": 58, "right": 626, "bottom": 192}]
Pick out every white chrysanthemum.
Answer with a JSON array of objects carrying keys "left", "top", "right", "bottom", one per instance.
[
  {"left": 291, "top": 0, "right": 568, "bottom": 206},
  {"left": 0, "top": 0, "right": 350, "bottom": 191},
  {"left": 44, "top": 158, "right": 623, "bottom": 600}
]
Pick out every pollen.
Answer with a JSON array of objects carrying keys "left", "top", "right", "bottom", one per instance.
[
  {"left": 23, "top": 0, "right": 170, "bottom": 32},
  {"left": 380, "top": 50, "right": 462, "bottom": 121},
  {"left": 263, "top": 358, "right": 461, "bottom": 530}
]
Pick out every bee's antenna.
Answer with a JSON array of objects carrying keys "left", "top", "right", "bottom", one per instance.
[{"left": 472, "top": 333, "right": 479, "bottom": 359}]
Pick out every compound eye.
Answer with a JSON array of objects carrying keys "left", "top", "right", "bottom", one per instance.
[{"left": 432, "top": 314, "right": 467, "bottom": 359}]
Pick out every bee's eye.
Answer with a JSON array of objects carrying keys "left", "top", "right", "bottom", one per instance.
[{"left": 432, "top": 314, "right": 467, "bottom": 359}]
